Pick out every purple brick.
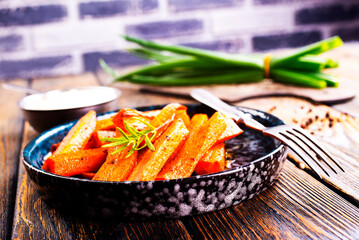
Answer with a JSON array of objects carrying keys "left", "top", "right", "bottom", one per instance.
[
  {"left": 79, "top": 1, "right": 133, "bottom": 19},
  {"left": 252, "top": 31, "right": 322, "bottom": 51},
  {"left": 254, "top": 0, "right": 297, "bottom": 4},
  {"left": 254, "top": 0, "right": 276, "bottom": 4},
  {"left": 0, "top": 5, "right": 67, "bottom": 27},
  {"left": 332, "top": 27, "right": 359, "bottom": 42},
  {"left": 169, "top": 0, "right": 242, "bottom": 12},
  {"left": 126, "top": 19, "right": 203, "bottom": 39},
  {"left": 138, "top": 0, "right": 158, "bottom": 12},
  {"left": 83, "top": 51, "right": 149, "bottom": 72},
  {"left": 0, "top": 55, "right": 71, "bottom": 79},
  {"left": 0, "top": 34, "right": 22, "bottom": 52},
  {"left": 182, "top": 39, "right": 242, "bottom": 53},
  {"left": 296, "top": 4, "right": 359, "bottom": 25}
]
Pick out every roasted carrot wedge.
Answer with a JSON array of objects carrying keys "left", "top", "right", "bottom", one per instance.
[
  {"left": 195, "top": 143, "right": 226, "bottom": 175},
  {"left": 189, "top": 114, "right": 208, "bottom": 131},
  {"left": 95, "top": 117, "right": 116, "bottom": 131},
  {"left": 42, "top": 148, "right": 107, "bottom": 177},
  {"left": 84, "top": 130, "right": 117, "bottom": 149},
  {"left": 93, "top": 145, "right": 138, "bottom": 181},
  {"left": 53, "top": 110, "right": 97, "bottom": 155},
  {"left": 112, "top": 108, "right": 152, "bottom": 131},
  {"left": 157, "top": 112, "right": 227, "bottom": 180},
  {"left": 150, "top": 103, "right": 187, "bottom": 128},
  {"left": 216, "top": 116, "right": 243, "bottom": 143},
  {"left": 50, "top": 142, "right": 60, "bottom": 154},
  {"left": 127, "top": 118, "right": 189, "bottom": 181},
  {"left": 150, "top": 117, "right": 174, "bottom": 143},
  {"left": 174, "top": 109, "right": 191, "bottom": 129},
  {"left": 142, "top": 109, "right": 161, "bottom": 118},
  {"left": 97, "top": 130, "right": 117, "bottom": 146},
  {"left": 83, "top": 132, "right": 99, "bottom": 149},
  {"left": 80, "top": 172, "right": 96, "bottom": 180}
]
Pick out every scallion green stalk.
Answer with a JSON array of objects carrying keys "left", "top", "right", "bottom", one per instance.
[{"left": 100, "top": 36, "right": 343, "bottom": 89}]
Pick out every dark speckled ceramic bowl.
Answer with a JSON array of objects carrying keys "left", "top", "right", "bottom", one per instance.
[{"left": 22, "top": 104, "right": 288, "bottom": 221}]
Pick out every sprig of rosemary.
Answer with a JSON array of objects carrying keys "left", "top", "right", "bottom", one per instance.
[{"left": 101, "top": 118, "right": 156, "bottom": 158}]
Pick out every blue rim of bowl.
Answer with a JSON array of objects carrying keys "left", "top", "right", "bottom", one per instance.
[{"left": 22, "top": 104, "right": 286, "bottom": 184}]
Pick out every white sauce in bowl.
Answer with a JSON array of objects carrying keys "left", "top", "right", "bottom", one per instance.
[{"left": 19, "top": 86, "right": 120, "bottom": 111}]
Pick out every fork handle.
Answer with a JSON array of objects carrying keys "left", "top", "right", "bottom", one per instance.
[{"left": 190, "top": 89, "right": 266, "bottom": 131}]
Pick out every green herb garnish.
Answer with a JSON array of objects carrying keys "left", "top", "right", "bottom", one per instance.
[
  {"left": 101, "top": 118, "right": 156, "bottom": 158},
  {"left": 100, "top": 35, "right": 343, "bottom": 89}
]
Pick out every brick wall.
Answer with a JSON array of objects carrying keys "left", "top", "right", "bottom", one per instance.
[{"left": 1, "top": 0, "right": 359, "bottom": 80}]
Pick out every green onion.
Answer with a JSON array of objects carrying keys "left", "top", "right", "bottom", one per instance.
[
  {"left": 101, "top": 35, "right": 343, "bottom": 88},
  {"left": 129, "top": 70, "right": 263, "bottom": 86},
  {"left": 123, "top": 35, "right": 263, "bottom": 69}
]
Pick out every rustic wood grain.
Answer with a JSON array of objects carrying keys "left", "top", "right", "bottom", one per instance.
[
  {"left": 230, "top": 162, "right": 359, "bottom": 240},
  {"left": 135, "top": 81, "right": 356, "bottom": 105},
  {"left": 179, "top": 161, "right": 359, "bottom": 240},
  {"left": 237, "top": 96, "right": 359, "bottom": 205},
  {"left": 0, "top": 79, "right": 27, "bottom": 240}
]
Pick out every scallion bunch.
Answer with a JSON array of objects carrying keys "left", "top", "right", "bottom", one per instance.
[{"left": 100, "top": 35, "right": 343, "bottom": 89}]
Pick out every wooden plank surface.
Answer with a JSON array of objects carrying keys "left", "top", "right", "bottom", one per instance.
[
  {"left": 231, "top": 162, "right": 359, "bottom": 239},
  {"left": 182, "top": 162, "right": 359, "bottom": 240},
  {"left": 237, "top": 97, "right": 359, "bottom": 205},
  {"left": 0, "top": 79, "right": 27, "bottom": 240}
]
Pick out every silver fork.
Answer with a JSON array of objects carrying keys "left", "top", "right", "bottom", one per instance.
[{"left": 190, "top": 89, "right": 345, "bottom": 178}]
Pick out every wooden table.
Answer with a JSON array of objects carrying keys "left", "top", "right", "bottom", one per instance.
[{"left": 2, "top": 45, "right": 359, "bottom": 240}]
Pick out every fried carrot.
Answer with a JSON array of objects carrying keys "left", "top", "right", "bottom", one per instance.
[
  {"left": 95, "top": 117, "right": 116, "bottom": 131},
  {"left": 150, "top": 116, "right": 174, "bottom": 143},
  {"left": 217, "top": 116, "right": 243, "bottom": 143},
  {"left": 174, "top": 109, "right": 191, "bottom": 129},
  {"left": 84, "top": 130, "right": 117, "bottom": 149},
  {"left": 194, "top": 143, "right": 226, "bottom": 175},
  {"left": 189, "top": 114, "right": 208, "bottom": 131},
  {"left": 97, "top": 130, "right": 117, "bottom": 145},
  {"left": 53, "top": 110, "right": 97, "bottom": 156},
  {"left": 142, "top": 109, "right": 161, "bottom": 118},
  {"left": 156, "top": 112, "right": 227, "bottom": 180},
  {"left": 149, "top": 103, "right": 187, "bottom": 128},
  {"left": 80, "top": 172, "right": 96, "bottom": 180},
  {"left": 43, "top": 148, "right": 107, "bottom": 177},
  {"left": 83, "top": 132, "right": 99, "bottom": 149},
  {"left": 92, "top": 145, "right": 137, "bottom": 181},
  {"left": 127, "top": 118, "right": 189, "bottom": 181},
  {"left": 112, "top": 108, "right": 152, "bottom": 131},
  {"left": 50, "top": 142, "right": 60, "bottom": 154}
]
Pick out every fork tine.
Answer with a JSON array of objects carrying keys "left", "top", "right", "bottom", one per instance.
[
  {"left": 281, "top": 131, "right": 331, "bottom": 176},
  {"left": 287, "top": 129, "right": 339, "bottom": 174},
  {"left": 286, "top": 130, "right": 337, "bottom": 174},
  {"left": 267, "top": 131, "right": 328, "bottom": 178},
  {"left": 279, "top": 131, "right": 331, "bottom": 177},
  {"left": 292, "top": 127, "right": 345, "bottom": 173}
]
